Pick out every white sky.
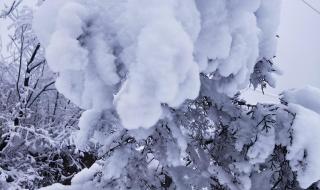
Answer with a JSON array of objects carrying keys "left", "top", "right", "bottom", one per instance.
[
  {"left": 276, "top": 0, "right": 320, "bottom": 90},
  {"left": 1, "top": 0, "right": 319, "bottom": 103}
]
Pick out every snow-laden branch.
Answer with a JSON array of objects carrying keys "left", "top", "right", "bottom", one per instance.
[{"left": 33, "top": 0, "right": 281, "bottom": 130}]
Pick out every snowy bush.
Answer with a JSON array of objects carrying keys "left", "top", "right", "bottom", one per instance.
[
  {"left": 32, "top": 0, "right": 320, "bottom": 189},
  {"left": 0, "top": 5, "right": 93, "bottom": 189},
  {"left": 33, "top": 0, "right": 282, "bottom": 130},
  {"left": 39, "top": 78, "right": 320, "bottom": 190},
  {"left": 1, "top": 0, "right": 320, "bottom": 189}
]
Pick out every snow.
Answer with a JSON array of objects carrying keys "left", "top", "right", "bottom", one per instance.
[
  {"left": 4, "top": 0, "right": 320, "bottom": 189},
  {"left": 283, "top": 87, "right": 320, "bottom": 188},
  {"left": 256, "top": 0, "right": 282, "bottom": 60},
  {"left": 40, "top": 149, "right": 131, "bottom": 190},
  {"left": 41, "top": 163, "right": 103, "bottom": 190},
  {"left": 75, "top": 110, "right": 102, "bottom": 150},
  {"left": 286, "top": 104, "right": 320, "bottom": 188},
  {"left": 33, "top": 0, "right": 281, "bottom": 129},
  {"left": 195, "top": 0, "right": 281, "bottom": 95},
  {"left": 282, "top": 86, "right": 320, "bottom": 114},
  {"left": 247, "top": 127, "right": 275, "bottom": 164},
  {"left": 115, "top": 11, "right": 200, "bottom": 128},
  {"left": 32, "top": 0, "right": 67, "bottom": 47}
]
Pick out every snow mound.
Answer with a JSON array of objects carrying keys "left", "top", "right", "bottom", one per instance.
[
  {"left": 283, "top": 86, "right": 320, "bottom": 188},
  {"left": 282, "top": 86, "right": 320, "bottom": 114},
  {"left": 33, "top": 0, "right": 281, "bottom": 129}
]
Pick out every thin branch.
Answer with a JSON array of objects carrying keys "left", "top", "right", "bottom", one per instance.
[
  {"left": 52, "top": 92, "right": 59, "bottom": 122},
  {"left": 0, "top": 0, "right": 22, "bottom": 18},
  {"left": 28, "top": 60, "right": 45, "bottom": 72},
  {"left": 301, "top": 0, "right": 320, "bottom": 15},
  {"left": 26, "top": 63, "right": 45, "bottom": 106},
  {"left": 27, "top": 81, "right": 55, "bottom": 108},
  {"left": 27, "top": 44, "right": 41, "bottom": 67},
  {"left": 16, "top": 26, "right": 26, "bottom": 100},
  {"left": 24, "top": 44, "right": 41, "bottom": 87}
]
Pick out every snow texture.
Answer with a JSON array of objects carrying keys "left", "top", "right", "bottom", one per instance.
[
  {"left": 41, "top": 163, "right": 102, "bottom": 190},
  {"left": 283, "top": 86, "right": 320, "bottom": 188},
  {"left": 282, "top": 86, "right": 320, "bottom": 114},
  {"left": 33, "top": 0, "right": 281, "bottom": 129}
]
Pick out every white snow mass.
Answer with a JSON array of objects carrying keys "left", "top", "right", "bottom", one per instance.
[
  {"left": 283, "top": 86, "right": 320, "bottom": 188},
  {"left": 33, "top": 0, "right": 281, "bottom": 129}
]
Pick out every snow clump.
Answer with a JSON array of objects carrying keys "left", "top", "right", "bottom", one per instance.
[{"left": 33, "top": 0, "right": 281, "bottom": 129}]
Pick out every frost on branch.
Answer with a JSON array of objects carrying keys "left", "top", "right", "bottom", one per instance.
[
  {"left": 0, "top": 6, "right": 90, "bottom": 189},
  {"left": 33, "top": 0, "right": 281, "bottom": 130}
]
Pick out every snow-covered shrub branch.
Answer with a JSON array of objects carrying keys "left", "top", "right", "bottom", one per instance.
[
  {"left": 33, "top": 0, "right": 281, "bottom": 130},
  {"left": 25, "top": 0, "right": 320, "bottom": 189},
  {"left": 0, "top": 6, "right": 94, "bottom": 189},
  {"left": 42, "top": 77, "right": 320, "bottom": 190}
]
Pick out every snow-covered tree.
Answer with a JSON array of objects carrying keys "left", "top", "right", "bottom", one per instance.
[
  {"left": 1, "top": 0, "right": 320, "bottom": 189},
  {"left": 34, "top": 1, "right": 320, "bottom": 190},
  {"left": 0, "top": 4, "right": 94, "bottom": 190}
]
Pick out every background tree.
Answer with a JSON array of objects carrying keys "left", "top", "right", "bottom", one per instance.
[{"left": 0, "top": 4, "right": 94, "bottom": 190}]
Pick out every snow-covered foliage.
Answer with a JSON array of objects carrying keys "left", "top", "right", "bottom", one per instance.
[
  {"left": 1, "top": 0, "right": 320, "bottom": 190},
  {"left": 33, "top": 0, "right": 281, "bottom": 130},
  {"left": 31, "top": 0, "right": 320, "bottom": 189},
  {"left": 281, "top": 86, "right": 320, "bottom": 188},
  {"left": 40, "top": 79, "right": 320, "bottom": 190},
  {"left": 0, "top": 6, "right": 93, "bottom": 189}
]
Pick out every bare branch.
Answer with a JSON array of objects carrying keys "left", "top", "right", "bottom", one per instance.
[
  {"left": 301, "top": 0, "right": 320, "bottom": 15},
  {"left": 0, "top": 0, "right": 22, "bottom": 18},
  {"left": 27, "top": 81, "right": 55, "bottom": 108},
  {"left": 16, "top": 25, "right": 26, "bottom": 100}
]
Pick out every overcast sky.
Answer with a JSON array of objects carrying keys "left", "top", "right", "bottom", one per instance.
[
  {"left": 276, "top": 0, "right": 320, "bottom": 90},
  {"left": 1, "top": 0, "right": 319, "bottom": 102}
]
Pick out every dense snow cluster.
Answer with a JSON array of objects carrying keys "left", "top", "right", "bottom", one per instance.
[
  {"left": 33, "top": 0, "right": 281, "bottom": 130},
  {"left": 282, "top": 86, "right": 320, "bottom": 188},
  {"left": 39, "top": 85, "right": 320, "bottom": 190}
]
